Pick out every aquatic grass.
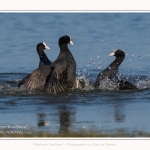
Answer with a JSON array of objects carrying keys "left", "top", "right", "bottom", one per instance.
[{"left": 0, "top": 129, "right": 150, "bottom": 137}]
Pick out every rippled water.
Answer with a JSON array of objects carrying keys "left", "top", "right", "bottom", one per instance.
[{"left": 0, "top": 13, "right": 150, "bottom": 136}]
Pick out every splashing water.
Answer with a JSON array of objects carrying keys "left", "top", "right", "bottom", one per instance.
[
  {"left": 136, "top": 79, "right": 150, "bottom": 89},
  {"left": 76, "top": 72, "right": 150, "bottom": 92},
  {"left": 1, "top": 72, "right": 150, "bottom": 95}
]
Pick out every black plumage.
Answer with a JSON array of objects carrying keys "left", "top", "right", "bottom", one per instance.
[
  {"left": 37, "top": 42, "right": 51, "bottom": 67},
  {"left": 18, "top": 35, "right": 76, "bottom": 94},
  {"left": 93, "top": 49, "right": 137, "bottom": 90},
  {"left": 44, "top": 35, "right": 76, "bottom": 93}
]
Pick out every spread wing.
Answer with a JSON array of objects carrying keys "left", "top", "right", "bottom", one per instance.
[
  {"left": 44, "top": 66, "right": 67, "bottom": 94},
  {"left": 18, "top": 66, "right": 51, "bottom": 90}
]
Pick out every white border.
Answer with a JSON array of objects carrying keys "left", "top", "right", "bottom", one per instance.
[
  {"left": 1, "top": 138, "right": 150, "bottom": 150},
  {"left": 0, "top": 0, "right": 150, "bottom": 149},
  {"left": 0, "top": 0, "right": 150, "bottom": 11},
  {"left": 1, "top": 11, "right": 150, "bottom": 13}
]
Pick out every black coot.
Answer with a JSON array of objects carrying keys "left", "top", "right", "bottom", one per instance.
[
  {"left": 37, "top": 42, "right": 51, "bottom": 67},
  {"left": 92, "top": 49, "right": 137, "bottom": 90},
  {"left": 18, "top": 35, "right": 76, "bottom": 94},
  {"left": 44, "top": 35, "right": 76, "bottom": 93}
]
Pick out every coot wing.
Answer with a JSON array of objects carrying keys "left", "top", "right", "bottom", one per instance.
[
  {"left": 44, "top": 66, "right": 67, "bottom": 94},
  {"left": 18, "top": 66, "right": 51, "bottom": 90}
]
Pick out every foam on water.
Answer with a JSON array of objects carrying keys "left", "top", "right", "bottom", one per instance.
[
  {"left": 76, "top": 72, "right": 150, "bottom": 92},
  {"left": 1, "top": 72, "right": 150, "bottom": 95},
  {"left": 0, "top": 81, "right": 43, "bottom": 95},
  {"left": 136, "top": 79, "right": 150, "bottom": 89}
]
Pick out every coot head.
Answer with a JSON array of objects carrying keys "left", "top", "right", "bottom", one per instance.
[
  {"left": 37, "top": 42, "right": 50, "bottom": 52},
  {"left": 109, "top": 49, "right": 125, "bottom": 58},
  {"left": 58, "top": 35, "right": 74, "bottom": 45}
]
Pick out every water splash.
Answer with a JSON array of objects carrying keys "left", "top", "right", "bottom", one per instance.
[
  {"left": 0, "top": 81, "right": 11, "bottom": 90},
  {"left": 1, "top": 73, "right": 150, "bottom": 95},
  {"left": 76, "top": 73, "right": 150, "bottom": 91},
  {"left": 136, "top": 79, "right": 150, "bottom": 89},
  {"left": 0, "top": 80, "right": 43, "bottom": 96},
  {"left": 97, "top": 78, "right": 120, "bottom": 91}
]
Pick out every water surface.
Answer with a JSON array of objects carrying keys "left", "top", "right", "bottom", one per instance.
[{"left": 0, "top": 13, "right": 150, "bottom": 136}]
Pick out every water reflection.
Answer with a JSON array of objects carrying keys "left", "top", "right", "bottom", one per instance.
[
  {"left": 36, "top": 105, "right": 76, "bottom": 134},
  {"left": 113, "top": 104, "right": 126, "bottom": 122},
  {"left": 37, "top": 113, "right": 49, "bottom": 127},
  {"left": 58, "top": 105, "right": 76, "bottom": 133}
]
